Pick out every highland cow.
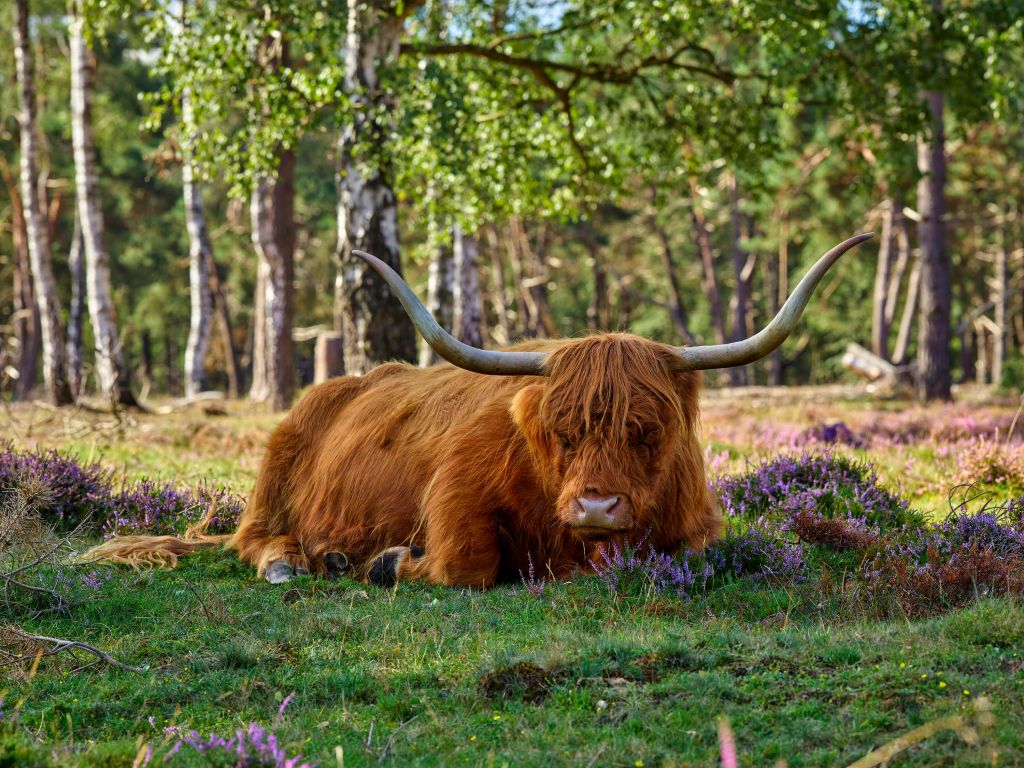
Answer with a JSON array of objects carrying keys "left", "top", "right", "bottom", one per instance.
[{"left": 86, "top": 234, "right": 872, "bottom": 588}]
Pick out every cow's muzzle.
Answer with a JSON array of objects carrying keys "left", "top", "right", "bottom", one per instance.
[{"left": 570, "top": 494, "right": 629, "bottom": 537}]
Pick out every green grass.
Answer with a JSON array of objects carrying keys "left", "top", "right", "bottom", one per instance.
[
  {"left": 3, "top": 396, "right": 1023, "bottom": 766},
  {"left": 4, "top": 552, "right": 1023, "bottom": 766}
]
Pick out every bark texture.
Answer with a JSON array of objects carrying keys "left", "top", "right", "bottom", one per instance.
[
  {"left": 727, "top": 172, "right": 751, "bottom": 386},
  {"left": 14, "top": 0, "right": 72, "bottom": 404},
  {"left": 916, "top": 89, "right": 953, "bottom": 400},
  {"left": 181, "top": 91, "right": 213, "bottom": 398},
  {"left": 688, "top": 179, "right": 727, "bottom": 346},
  {"left": 419, "top": 235, "right": 453, "bottom": 367},
  {"left": 70, "top": 12, "right": 135, "bottom": 406},
  {"left": 67, "top": 216, "right": 85, "bottom": 398},
  {"left": 334, "top": 1, "right": 416, "bottom": 373},
  {"left": 249, "top": 153, "right": 296, "bottom": 411},
  {"left": 452, "top": 224, "right": 484, "bottom": 348},
  {"left": 871, "top": 198, "right": 897, "bottom": 359},
  {"left": 1, "top": 164, "right": 40, "bottom": 400},
  {"left": 650, "top": 194, "right": 696, "bottom": 346}
]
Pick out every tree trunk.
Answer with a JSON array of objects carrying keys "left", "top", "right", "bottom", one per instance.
[
  {"left": 688, "top": 178, "right": 727, "bottom": 346},
  {"left": 652, "top": 221, "right": 696, "bottom": 345},
  {"left": 452, "top": 224, "right": 484, "bottom": 348},
  {"left": 67, "top": 215, "right": 85, "bottom": 398},
  {"left": 14, "top": 0, "right": 71, "bottom": 405},
  {"left": 506, "top": 218, "right": 535, "bottom": 337},
  {"left": 250, "top": 257, "right": 269, "bottom": 401},
  {"left": 334, "top": 2, "right": 415, "bottom": 373},
  {"left": 883, "top": 200, "right": 910, "bottom": 351},
  {"left": 250, "top": 153, "right": 296, "bottom": 411},
  {"left": 2, "top": 164, "right": 41, "bottom": 400},
  {"left": 483, "top": 223, "right": 512, "bottom": 344},
  {"left": 871, "top": 197, "right": 898, "bottom": 358},
  {"left": 578, "top": 222, "right": 609, "bottom": 331},
  {"left": 208, "top": 250, "right": 240, "bottom": 398},
  {"left": 140, "top": 329, "right": 153, "bottom": 391},
  {"left": 511, "top": 218, "right": 556, "bottom": 338},
  {"left": 727, "top": 171, "right": 750, "bottom": 386},
  {"left": 765, "top": 218, "right": 783, "bottom": 386},
  {"left": 70, "top": 12, "right": 135, "bottom": 407},
  {"left": 181, "top": 90, "right": 213, "bottom": 398},
  {"left": 419, "top": 222, "right": 453, "bottom": 367},
  {"left": 992, "top": 224, "right": 1008, "bottom": 387},
  {"left": 893, "top": 250, "right": 922, "bottom": 366},
  {"left": 915, "top": 80, "right": 952, "bottom": 399}
]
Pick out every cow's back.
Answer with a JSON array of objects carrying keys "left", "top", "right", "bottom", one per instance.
[{"left": 275, "top": 363, "right": 532, "bottom": 563}]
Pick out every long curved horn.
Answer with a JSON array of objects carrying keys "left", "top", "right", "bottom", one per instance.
[
  {"left": 673, "top": 233, "right": 874, "bottom": 371},
  {"left": 352, "top": 250, "right": 548, "bottom": 375}
]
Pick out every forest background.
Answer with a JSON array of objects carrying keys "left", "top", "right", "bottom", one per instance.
[{"left": 2, "top": 0, "right": 1024, "bottom": 411}]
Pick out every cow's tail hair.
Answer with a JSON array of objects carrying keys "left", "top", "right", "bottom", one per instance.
[{"left": 80, "top": 505, "right": 232, "bottom": 569}]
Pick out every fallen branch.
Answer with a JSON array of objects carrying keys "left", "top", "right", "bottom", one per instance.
[{"left": 1, "top": 627, "right": 147, "bottom": 673}]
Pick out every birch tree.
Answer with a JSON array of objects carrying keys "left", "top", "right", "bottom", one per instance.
[
  {"left": 181, "top": 90, "right": 212, "bottom": 398},
  {"left": 334, "top": 0, "right": 417, "bottom": 374},
  {"left": 13, "top": 0, "right": 72, "bottom": 404},
  {"left": 70, "top": 8, "right": 135, "bottom": 407}
]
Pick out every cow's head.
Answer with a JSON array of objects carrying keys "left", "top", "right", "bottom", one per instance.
[
  {"left": 352, "top": 232, "right": 871, "bottom": 540},
  {"left": 509, "top": 335, "right": 696, "bottom": 539}
]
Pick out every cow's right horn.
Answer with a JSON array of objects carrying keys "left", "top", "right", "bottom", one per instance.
[
  {"left": 671, "top": 233, "right": 873, "bottom": 371},
  {"left": 352, "top": 249, "right": 548, "bottom": 376}
]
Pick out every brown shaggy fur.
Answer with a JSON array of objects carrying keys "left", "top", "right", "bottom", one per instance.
[{"left": 85, "top": 334, "right": 723, "bottom": 587}]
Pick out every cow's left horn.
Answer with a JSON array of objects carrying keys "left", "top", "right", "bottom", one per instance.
[
  {"left": 672, "top": 233, "right": 874, "bottom": 371},
  {"left": 352, "top": 250, "right": 548, "bottom": 375}
]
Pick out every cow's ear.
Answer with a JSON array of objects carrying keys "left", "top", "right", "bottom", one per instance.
[{"left": 510, "top": 383, "right": 546, "bottom": 446}]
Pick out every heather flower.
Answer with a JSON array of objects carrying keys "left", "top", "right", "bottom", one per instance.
[
  {"left": 166, "top": 721, "right": 314, "bottom": 768},
  {"left": 862, "top": 506, "right": 1024, "bottom": 615},
  {"left": 801, "top": 421, "right": 865, "bottom": 448},
  {"left": 715, "top": 451, "right": 917, "bottom": 531},
  {"left": 519, "top": 554, "right": 548, "bottom": 598},
  {"left": 951, "top": 439, "right": 1024, "bottom": 491},
  {"left": 0, "top": 443, "right": 114, "bottom": 529},
  {"left": 0, "top": 445, "right": 243, "bottom": 538},
  {"left": 104, "top": 480, "right": 243, "bottom": 538},
  {"left": 593, "top": 536, "right": 712, "bottom": 598},
  {"left": 704, "top": 520, "right": 807, "bottom": 583}
]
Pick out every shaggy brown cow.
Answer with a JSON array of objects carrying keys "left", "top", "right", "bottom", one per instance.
[{"left": 86, "top": 233, "right": 871, "bottom": 588}]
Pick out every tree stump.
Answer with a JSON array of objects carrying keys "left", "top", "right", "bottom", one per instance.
[{"left": 314, "top": 331, "right": 344, "bottom": 384}]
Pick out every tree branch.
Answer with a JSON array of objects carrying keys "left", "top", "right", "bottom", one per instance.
[{"left": 1, "top": 627, "right": 147, "bottom": 673}]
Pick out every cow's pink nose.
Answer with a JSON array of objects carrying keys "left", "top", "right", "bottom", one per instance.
[{"left": 576, "top": 495, "right": 621, "bottom": 527}]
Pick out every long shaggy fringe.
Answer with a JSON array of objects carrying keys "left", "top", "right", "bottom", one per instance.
[{"left": 80, "top": 505, "right": 229, "bottom": 569}]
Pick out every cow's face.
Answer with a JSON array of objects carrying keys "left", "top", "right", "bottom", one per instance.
[{"left": 511, "top": 335, "right": 696, "bottom": 541}]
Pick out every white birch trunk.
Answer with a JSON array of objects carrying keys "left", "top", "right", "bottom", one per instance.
[
  {"left": 249, "top": 255, "right": 270, "bottom": 402},
  {"left": 67, "top": 215, "right": 85, "bottom": 397},
  {"left": 181, "top": 90, "right": 212, "bottom": 398},
  {"left": 14, "top": 0, "right": 71, "bottom": 404},
  {"left": 452, "top": 224, "right": 483, "bottom": 349},
  {"left": 334, "top": 1, "right": 415, "bottom": 373},
  {"left": 70, "top": 12, "right": 133, "bottom": 406}
]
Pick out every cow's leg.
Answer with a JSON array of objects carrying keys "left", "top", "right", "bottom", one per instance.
[{"left": 366, "top": 513, "right": 500, "bottom": 588}]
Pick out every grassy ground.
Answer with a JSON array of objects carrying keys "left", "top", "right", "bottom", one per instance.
[{"left": 2, "top": 389, "right": 1023, "bottom": 767}]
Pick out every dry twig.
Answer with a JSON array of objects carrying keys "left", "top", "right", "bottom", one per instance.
[{"left": 1, "top": 626, "right": 146, "bottom": 673}]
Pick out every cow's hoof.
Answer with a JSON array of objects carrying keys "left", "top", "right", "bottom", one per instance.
[
  {"left": 323, "top": 551, "right": 350, "bottom": 579},
  {"left": 265, "top": 561, "right": 309, "bottom": 585},
  {"left": 368, "top": 547, "right": 408, "bottom": 588}
]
